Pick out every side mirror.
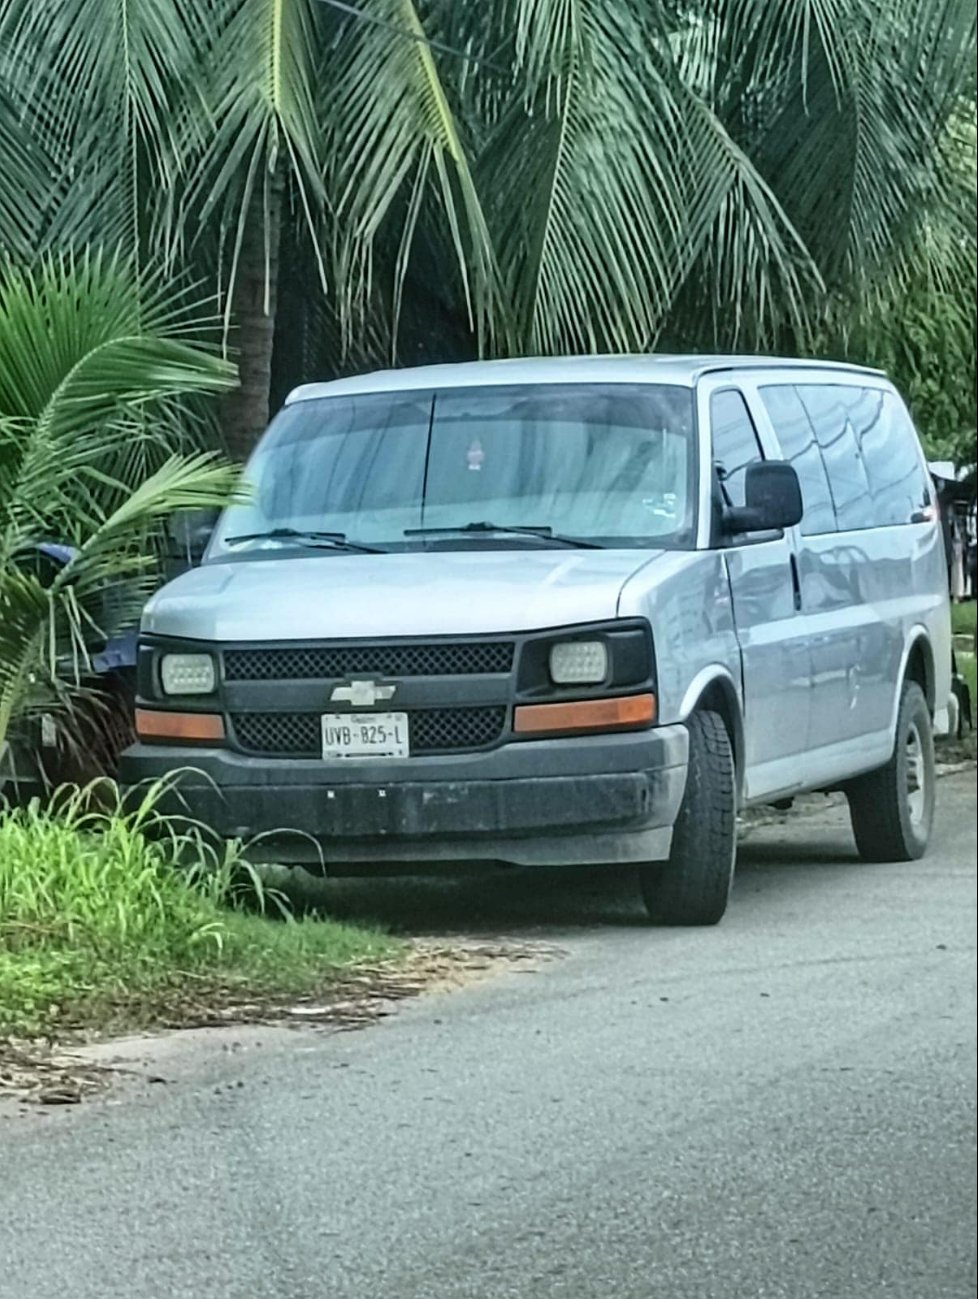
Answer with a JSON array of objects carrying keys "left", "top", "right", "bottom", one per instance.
[{"left": 725, "top": 461, "right": 803, "bottom": 535}]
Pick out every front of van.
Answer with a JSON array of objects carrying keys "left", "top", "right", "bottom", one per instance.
[{"left": 120, "top": 359, "right": 699, "bottom": 872}]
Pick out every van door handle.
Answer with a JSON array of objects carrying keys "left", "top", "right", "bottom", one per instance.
[{"left": 789, "top": 553, "right": 802, "bottom": 611}]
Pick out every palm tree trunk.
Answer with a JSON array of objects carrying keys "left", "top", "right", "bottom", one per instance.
[{"left": 221, "top": 172, "right": 284, "bottom": 461}]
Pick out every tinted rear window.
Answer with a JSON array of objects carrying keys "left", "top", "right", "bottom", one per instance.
[
  {"left": 839, "top": 387, "right": 930, "bottom": 525},
  {"left": 795, "top": 385, "right": 874, "bottom": 532}
]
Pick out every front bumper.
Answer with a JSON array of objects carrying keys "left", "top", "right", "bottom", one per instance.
[{"left": 120, "top": 725, "right": 689, "bottom": 871}]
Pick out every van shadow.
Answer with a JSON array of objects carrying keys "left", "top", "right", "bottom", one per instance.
[{"left": 263, "top": 825, "right": 864, "bottom": 937}]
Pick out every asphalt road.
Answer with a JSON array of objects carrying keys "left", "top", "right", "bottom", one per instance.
[{"left": 2, "top": 774, "right": 976, "bottom": 1299}]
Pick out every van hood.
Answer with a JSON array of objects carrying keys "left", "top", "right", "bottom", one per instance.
[{"left": 141, "top": 549, "right": 667, "bottom": 641}]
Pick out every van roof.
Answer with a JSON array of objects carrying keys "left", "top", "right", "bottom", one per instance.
[{"left": 286, "top": 354, "right": 886, "bottom": 404}]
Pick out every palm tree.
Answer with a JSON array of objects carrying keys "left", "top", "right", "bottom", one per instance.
[
  {"left": 0, "top": 0, "right": 496, "bottom": 457},
  {"left": 0, "top": 0, "right": 974, "bottom": 457},
  {"left": 0, "top": 252, "right": 238, "bottom": 760}
]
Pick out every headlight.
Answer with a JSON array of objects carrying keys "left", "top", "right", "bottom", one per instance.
[
  {"left": 160, "top": 653, "right": 216, "bottom": 696},
  {"left": 549, "top": 640, "right": 608, "bottom": 685}
]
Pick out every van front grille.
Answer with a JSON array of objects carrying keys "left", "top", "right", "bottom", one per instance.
[
  {"left": 229, "top": 707, "right": 507, "bottom": 757},
  {"left": 223, "top": 641, "right": 514, "bottom": 682}
]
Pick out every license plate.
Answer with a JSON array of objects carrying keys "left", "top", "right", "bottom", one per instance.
[{"left": 321, "top": 712, "right": 409, "bottom": 759}]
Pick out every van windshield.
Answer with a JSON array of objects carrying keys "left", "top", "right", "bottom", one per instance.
[{"left": 209, "top": 383, "right": 697, "bottom": 556}]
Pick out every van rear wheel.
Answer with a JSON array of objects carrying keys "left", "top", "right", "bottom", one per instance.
[
  {"left": 846, "top": 681, "right": 935, "bottom": 862},
  {"left": 640, "top": 710, "right": 736, "bottom": 926}
]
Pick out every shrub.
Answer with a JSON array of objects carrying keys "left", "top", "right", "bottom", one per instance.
[{"left": 0, "top": 781, "right": 396, "bottom": 1035}]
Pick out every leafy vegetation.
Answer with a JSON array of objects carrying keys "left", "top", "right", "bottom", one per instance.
[
  {"left": 0, "top": 253, "right": 238, "bottom": 756},
  {"left": 0, "top": 0, "right": 974, "bottom": 457},
  {"left": 0, "top": 781, "right": 398, "bottom": 1037},
  {"left": 948, "top": 602, "right": 976, "bottom": 760}
]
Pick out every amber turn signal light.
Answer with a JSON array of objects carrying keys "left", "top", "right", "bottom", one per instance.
[
  {"left": 513, "top": 692, "right": 656, "bottom": 736},
  {"left": 135, "top": 709, "right": 226, "bottom": 742}
]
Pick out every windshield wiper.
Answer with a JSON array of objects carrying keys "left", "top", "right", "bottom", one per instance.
[
  {"left": 404, "top": 522, "right": 604, "bottom": 550},
  {"left": 224, "top": 528, "right": 383, "bottom": 554}
]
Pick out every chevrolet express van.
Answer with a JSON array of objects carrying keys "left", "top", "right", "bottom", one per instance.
[{"left": 121, "top": 356, "right": 952, "bottom": 925}]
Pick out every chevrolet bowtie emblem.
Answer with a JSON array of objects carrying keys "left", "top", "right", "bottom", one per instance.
[{"left": 330, "top": 679, "right": 397, "bottom": 708}]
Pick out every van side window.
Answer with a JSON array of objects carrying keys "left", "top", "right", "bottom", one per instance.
[
  {"left": 842, "top": 387, "right": 931, "bottom": 525},
  {"left": 710, "top": 389, "right": 763, "bottom": 508},
  {"left": 759, "top": 385, "right": 837, "bottom": 535},
  {"left": 796, "top": 385, "right": 873, "bottom": 532}
]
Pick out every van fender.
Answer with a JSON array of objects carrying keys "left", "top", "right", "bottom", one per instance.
[
  {"left": 891, "top": 627, "right": 937, "bottom": 738},
  {"left": 676, "top": 665, "right": 745, "bottom": 797}
]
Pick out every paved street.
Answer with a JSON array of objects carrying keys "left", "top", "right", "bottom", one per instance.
[{"left": 2, "top": 773, "right": 975, "bottom": 1299}]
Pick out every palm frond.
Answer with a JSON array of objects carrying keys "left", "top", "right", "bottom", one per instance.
[
  {"left": 0, "top": 452, "right": 236, "bottom": 750},
  {"left": 0, "top": 0, "right": 201, "bottom": 262},
  {"left": 0, "top": 253, "right": 239, "bottom": 748},
  {"left": 663, "top": 93, "right": 823, "bottom": 350},
  {"left": 481, "top": 0, "right": 821, "bottom": 354},
  {"left": 0, "top": 565, "right": 50, "bottom": 750},
  {"left": 177, "top": 0, "right": 327, "bottom": 323},
  {"left": 3, "top": 0, "right": 973, "bottom": 429},
  {"left": 732, "top": 0, "right": 977, "bottom": 288},
  {"left": 0, "top": 87, "right": 49, "bottom": 258},
  {"left": 0, "top": 252, "right": 235, "bottom": 431},
  {"left": 479, "top": 2, "right": 685, "bottom": 354},
  {"left": 324, "top": 0, "right": 497, "bottom": 357}
]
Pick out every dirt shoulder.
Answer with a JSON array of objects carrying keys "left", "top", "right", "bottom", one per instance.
[{"left": 1, "top": 940, "right": 552, "bottom": 1109}]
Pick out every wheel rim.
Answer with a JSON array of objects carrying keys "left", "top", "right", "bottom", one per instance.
[{"left": 905, "top": 721, "right": 928, "bottom": 826}]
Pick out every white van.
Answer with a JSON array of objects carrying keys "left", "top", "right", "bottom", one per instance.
[{"left": 122, "top": 356, "right": 952, "bottom": 924}]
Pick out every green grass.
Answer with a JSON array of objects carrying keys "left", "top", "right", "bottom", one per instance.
[
  {"left": 953, "top": 648, "right": 977, "bottom": 752},
  {"left": 0, "top": 782, "right": 400, "bottom": 1037},
  {"left": 943, "top": 602, "right": 976, "bottom": 761},
  {"left": 951, "top": 600, "right": 977, "bottom": 638},
  {"left": 950, "top": 601, "right": 976, "bottom": 719}
]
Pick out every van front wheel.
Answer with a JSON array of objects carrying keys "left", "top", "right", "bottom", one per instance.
[
  {"left": 846, "top": 681, "right": 935, "bottom": 863},
  {"left": 640, "top": 710, "right": 736, "bottom": 925}
]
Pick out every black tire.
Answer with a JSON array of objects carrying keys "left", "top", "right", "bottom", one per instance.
[
  {"left": 846, "top": 681, "right": 935, "bottom": 863},
  {"left": 640, "top": 710, "right": 736, "bottom": 926}
]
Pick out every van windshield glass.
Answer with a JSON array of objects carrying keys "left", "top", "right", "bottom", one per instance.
[{"left": 209, "top": 383, "right": 697, "bottom": 555}]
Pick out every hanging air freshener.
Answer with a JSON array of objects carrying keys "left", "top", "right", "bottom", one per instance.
[{"left": 467, "top": 438, "right": 485, "bottom": 472}]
